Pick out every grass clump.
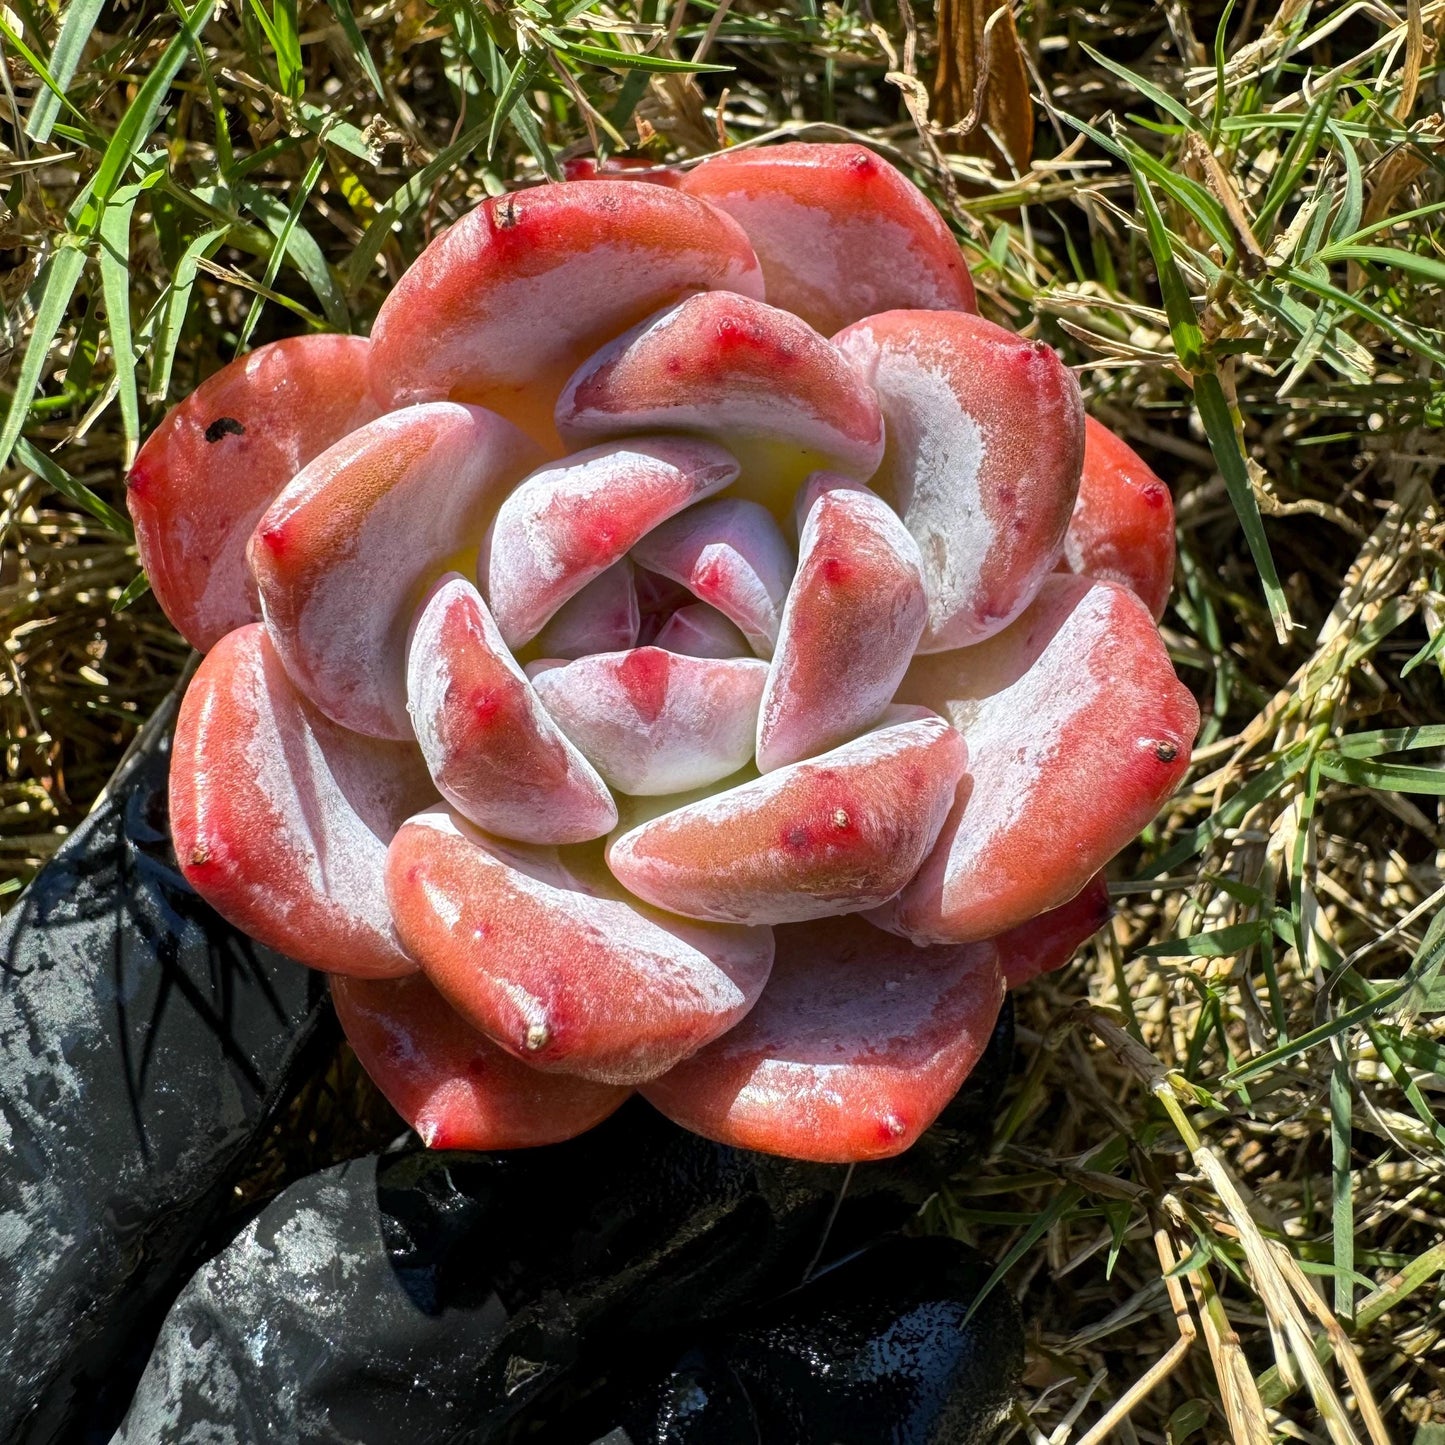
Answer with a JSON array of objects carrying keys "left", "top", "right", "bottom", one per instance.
[{"left": 2, "top": 0, "right": 1444, "bottom": 1436}]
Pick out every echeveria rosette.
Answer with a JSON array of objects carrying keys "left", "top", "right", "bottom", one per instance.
[{"left": 128, "top": 143, "right": 1199, "bottom": 1165}]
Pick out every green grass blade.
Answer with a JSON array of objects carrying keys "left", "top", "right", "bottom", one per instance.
[
  {"left": 545, "top": 35, "right": 733, "bottom": 74},
  {"left": 1332, "top": 724, "right": 1445, "bottom": 758},
  {"left": 98, "top": 173, "right": 162, "bottom": 464},
  {"left": 1080, "top": 43, "right": 1200, "bottom": 131},
  {"left": 235, "top": 147, "right": 343, "bottom": 348},
  {"left": 22, "top": 0, "right": 107, "bottom": 142},
  {"left": 1315, "top": 756, "right": 1445, "bottom": 794},
  {"left": 0, "top": 241, "right": 88, "bottom": 473},
  {"left": 14, "top": 437, "right": 133, "bottom": 539},
  {"left": 90, "top": 0, "right": 212, "bottom": 213},
  {"left": 1137, "top": 921, "right": 1270, "bottom": 959},
  {"left": 113, "top": 571, "right": 151, "bottom": 612},
  {"left": 1193, "top": 372, "right": 1291, "bottom": 643},
  {"left": 146, "top": 226, "right": 230, "bottom": 403},
  {"left": 327, "top": 0, "right": 384, "bottom": 94}
]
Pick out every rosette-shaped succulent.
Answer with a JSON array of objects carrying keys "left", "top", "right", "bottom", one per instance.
[{"left": 129, "top": 143, "right": 1198, "bottom": 1164}]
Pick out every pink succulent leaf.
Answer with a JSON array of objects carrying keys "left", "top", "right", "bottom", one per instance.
[
  {"left": 756, "top": 476, "right": 928, "bottom": 772},
  {"left": 889, "top": 575, "right": 1199, "bottom": 943},
  {"left": 562, "top": 156, "right": 683, "bottom": 187},
  {"left": 406, "top": 574, "right": 617, "bottom": 844},
  {"left": 482, "top": 437, "right": 740, "bottom": 650},
  {"left": 530, "top": 646, "right": 768, "bottom": 795},
  {"left": 555, "top": 291, "right": 886, "bottom": 497},
  {"left": 606, "top": 711, "right": 966, "bottom": 926},
  {"left": 679, "top": 142, "right": 977, "bottom": 337},
  {"left": 128, "top": 335, "right": 379, "bottom": 652},
  {"left": 385, "top": 808, "right": 774, "bottom": 1085},
  {"left": 250, "top": 403, "right": 544, "bottom": 739},
  {"left": 992, "top": 873, "right": 1112, "bottom": 990},
  {"left": 532, "top": 559, "right": 642, "bottom": 660},
  {"left": 629, "top": 497, "right": 795, "bottom": 658},
  {"left": 333, "top": 972, "right": 631, "bottom": 1149},
  {"left": 834, "top": 310, "right": 1085, "bottom": 651},
  {"left": 367, "top": 180, "right": 764, "bottom": 447},
  {"left": 643, "top": 914, "right": 1003, "bottom": 1162},
  {"left": 1063, "top": 416, "right": 1177, "bottom": 621},
  {"left": 170, "top": 624, "right": 435, "bottom": 978},
  {"left": 652, "top": 601, "right": 751, "bottom": 658}
]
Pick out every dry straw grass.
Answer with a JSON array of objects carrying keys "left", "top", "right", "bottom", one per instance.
[{"left": 2, "top": 0, "right": 1444, "bottom": 1437}]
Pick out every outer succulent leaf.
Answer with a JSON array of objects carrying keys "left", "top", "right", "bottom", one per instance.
[
  {"left": 643, "top": 914, "right": 1003, "bottom": 1162},
  {"left": 530, "top": 647, "right": 768, "bottom": 796},
  {"left": 993, "top": 873, "right": 1111, "bottom": 990},
  {"left": 533, "top": 560, "right": 641, "bottom": 660},
  {"left": 127, "top": 335, "right": 378, "bottom": 651},
  {"left": 1063, "top": 416, "right": 1176, "bottom": 621},
  {"left": 653, "top": 601, "right": 750, "bottom": 658},
  {"left": 562, "top": 156, "right": 682, "bottom": 186},
  {"left": 332, "top": 973, "right": 631, "bottom": 1149},
  {"left": 406, "top": 575, "right": 617, "bottom": 844},
  {"left": 555, "top": 292, "right": 885, "bottom": 497},
  {"left": 367, "top": 181, "right": 764, "bottom": 446},
  {"left": 170, "top": 624, "right": 434, "bottom": 978},
  {"left": 890, "top": 575, "right": 1199, "bottom": 942},
  {"left": 834, "top": 311, "right": 1084, "bottom": 651},
  {"left": 386, "top": 810, "right": 773, "bottom": 1084},
  {"left": 607, "top": 711, "right": 966, "bottom": 925},
  {"left": 483, "top": 438, "right": 739, "bottom": 649},
  {"left": 756, "top": 478, "right": 927, "bottom": 772},
  {"left": 630, "top": 497, "right": 794, "bottom": 658},
  {"left": 678, "top": 142, "right": 976, "bottom": 337},
  {"left": 250, "top": 403, "right": 543, "bottom": 739}
]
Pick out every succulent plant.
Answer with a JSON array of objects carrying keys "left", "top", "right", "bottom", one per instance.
[{"left": 129, "top": 143, "right": 1198, "bottom": 1164}]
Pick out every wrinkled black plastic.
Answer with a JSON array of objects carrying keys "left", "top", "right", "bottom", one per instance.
[
  {"left": 115, "top": 1095, "right": 1022, "bottom": 1444},
  {"left": 586, "top": 1235, "right": 1022, "bottom": 1445},
  {"left": 0, "top": 701, "right": 331, "bottom": 1445}
]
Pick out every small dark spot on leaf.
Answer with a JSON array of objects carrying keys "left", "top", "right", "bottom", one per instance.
[{"left": 204, "top": 416, "right": 246, "bottom": 443}]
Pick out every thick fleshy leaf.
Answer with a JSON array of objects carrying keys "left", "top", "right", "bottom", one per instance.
[
  {"left": 756, "top": 478, "right": 927, "bottom": 772},
  {"left": 607, "top": 711, "right": 965, "bottom": 926},
  {"left": 170, "top": 624, "right": 433, "bottom": 977},
  {"left": 128, "top": 335, "right": 378, "bottom": 651},
  {"left": 1063, "top": 416, "right": 1176, "bottom": 621},
  {"left": 993, "top": 873, "right": 1111, "bottom": 990},
  {"left": 562, "top": 156, "right": 683, "bottom": 186},
  {"left": 679, "top": 142, "right": 976, "bottom": 337},
  {"left": 406, "top": 575, "right": 617, "bottom": 843},
  {"left": 483, "top": 438, "right": 739, "bottom": 649},
  {"left": 834, "top": 311, "right": 1084, "bottom": 651},
  {"left": 250, "top": 403, "right": 542, "bottom": 738},
  {"left": 332, "top": 973, "right": 631, "bottom": 1149},
  {"left": 630, "top": 497, "right": 794, "bottom": 658},
  {"left": 533, "top": 560, "right": 640, "bottom": 660},
  {"left": 889, "top": 575, "right": 1199, "bottom": 942},
  {"left": 531, "top": 647, "right": 768, "bottom": 796},
  {"left": 367, "top": 180, "right": 764, "bottom": 446},
  {"left": 653, "top": 601, "right": 750, "bottom": 658},
  {"left": 386, "top": 810, "right": 773, "bottom": 1084},
  {"left": 643, "top": 914, "right": 1003, "bottom": 1162},
  {"left": 555, "top": 292, "right": 885, "bottom": 502}
]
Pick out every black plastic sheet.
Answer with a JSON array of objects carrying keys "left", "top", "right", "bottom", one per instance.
[
  {"left": 114, "top": 1109, "right": 1023, "bottom": 1443},
  {"left": 0, "top": 702, "right": 331, "bottom": 1445}
]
